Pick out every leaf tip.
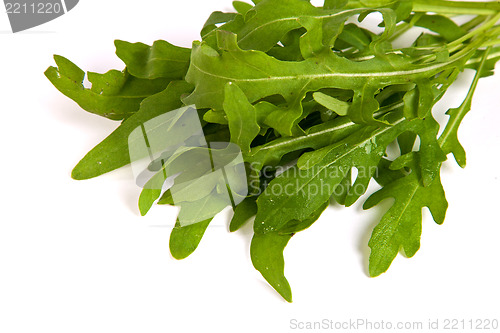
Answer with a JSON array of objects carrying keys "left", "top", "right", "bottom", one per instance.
[
  {"left": 283, "top": 290, "right": 293, "bottom": 303},
  {"left": 138, "top": 195, "right": 154, "bottom": 216},
  {"left": 368, "top": 264, "right": 385, "bottom": 278},
  {"left": 139, "top": 207, "right": 149, "bottom": 217},
  {"left": 52, "top": 54, "right": 64, "bottom": 62},
  {"left": 113, "top": 39, "right": 125, "bottom": 47},
  {"left": 70, "top": 166, "right": 88, "bottom": 180},
  {"left": 170, "top": 248, "right": 189, "bottom": 260}
]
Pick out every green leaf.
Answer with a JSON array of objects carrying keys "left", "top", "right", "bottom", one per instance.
[
  {"left": 114, "top": 40, "right": 191, "bottom": 80},
  {"left": 254, "top": 108, "right": 449, "bottom": 233},
  {"left": 231, "top": 0, "right": 392, "bottom": 53},
  {"left": 247, "top": 101, "right": 403, "bottom": 176},
  {"left": 363, "top": 159, "right": 448, "bottom": 277},
  {"left": 50, "top": 0, "right": 500, "bottom": 303},
  {"left": 138, "top": 146, "right": 217, "bottom": 216},
  {"left": 157, "top": 189, "right": 174, "bottom": 205},
  {"left": 223, "top": 82, "right": 261, "bottom": 154},
  {"left": 465, "top": 46, "right": 500, "bottom": 78},
  {"left": 201, "top": 11, "right": 239, "bottom": 37},
  {"left": 330, "top": 169, "right": 352, "bottom": 205},
  {"left": 324, "top": 0, "right": 348, "bottom": 10},
  {"left": 233, "top": 0, "right": 326, "bottom": 52},
  {"left": 403, "top": 80, "right": 434, "bottom": 120},
  {"left": 372, "top": 158, "right": 407, "bottom": 187},
  {"left": 203, "top": 109, "right": 228, "bottom": 125},
  {"left": 176, "top": 190, "right": 232, "bottom": 226},
  {"left": 313, "top": 92, "right": 349, "bottom": 116},
  {"left": 397, "top": 131, "right": 417, "bottom": 156},
  {"left": 229, "top": 196, "right": 258, "bottom": 232},
  {"left": 184, "top": 29, "right": 474, "bottom": 127},
  {"left": 392, "top": 0, "right": 413, "bottom": 22},
  {"left": 412, "top": 14, "right": 467, "bottom": 42},
  {"left": 139, "top": 143, "right": 247, "bottom": 219},
  {"left": 277, "top": 200, "right": 328, "bottom": 234},
  {"left": 267, "top": 29, "right": 305, "bottom": 62},
  {"left": 361, "top": 51, "right": 492, "bottom": 276},
  {"left": 439, "top": 47, "right": 492, "bottom": 168},
  {"left": 144, "top": 154, "right": 235, "bottom": 221},
  {"left": 298, "top": 16, "right": 328, "bottom": 59},
  {"left": 45, "top": 55, "right": 169, "bottom": 120},
  {"left": 253, "top": 113, "right": 403, "bottom": 233},
  {"left": 250, "top": 232, "right": 293, "bottom": 302},
  {"left": 336, "top": 23, "right": 372, "bottom": 51},
  {"left": 139, "top": 183, "right": 163, "bottom": 216},
  {"left": 71, "top": 80, "right": 194, "bottom": 180},
  {"left": 412, "top": 116, "right": 447, "bottom": 187},
  {"left": 232, "top": 1, "right": 253, "bottom": 15},
  {"left": 170, "top": 218, "right": 212, "bottom": 259}
]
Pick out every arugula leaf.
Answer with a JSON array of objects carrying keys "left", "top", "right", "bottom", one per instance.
[
  {"left": 115, "top": 40, "right": 191, "bottom": 80},
  {"left": 48, "top": 0, "right": 500, "bottom": 302},
  {"left": 251, "top": 192, "right": 327, "bottom": 303},
  {"left": 465, "top": 46, "right": 500, "bottom": 78},
  {"left": 278, "top": 201, "right": 328, "bottom": 234},
  {"left": 184, "top": 29, "right": 478, "bottom": 128},
  {"left": 363, "top": 158, "right": 448, "bottom": 277},
  {"left": 71, "top": 81, "right": 193, "bottom": 180},
  {"left": 45, "top": 55, "right": 170, "bottom": 120},
  {"left": 254, "top": 111, "right": 446, "bottom": 234},
  {"left": 138, "top": 146, "right": 218, "bottom": 216},
  {"left": 232, "top": 1, "right": 253, "bottom": 15},
  {"left": 411, "top": 14, "right": 467, "bottom": 42},
  {"left": 223, "top": 82, "right": 261, "bottom": 154},
  {"left": 439, "top": 47, "right": 493, "bottom": 167},
  {"left": 364, "top": 47, "right": 492, "bottom": 277},
  {"left": 250, "top": 232, "right": 293, "bottom": 302},
  {"left": 324, "top": 0, "right": 348, "bottom": 10},
  {"left": 247, "top": 101, "right": 402, "bottom": 173},
  {"left": 336, "top": 23, "right": 373, "bottom": 52},
  {"left": 233, "top": 0, "right": 328, "bottom": 52},
  {"left": 312, "top": 92, "right": 350, "bottom": 116},
  {"left": 201, "top": 11, "right": 239, "bottom": 38},
  {"left": 229, "top": 196, "right": 257, "bottom": 232},
  {"left": 170, "top": 218, "right": 212, "bottom": 259}
]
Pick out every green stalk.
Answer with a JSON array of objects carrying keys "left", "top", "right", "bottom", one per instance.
[
  {"left": 438, "top": 46, "right": 492, "bottom": 151},
  {"left": 481, "top": 38, "right": 500, "bottom": 47},
  {"left": 388, "top": 12, "right": 424, "bottom": 42},
  {"left": 411, "top": 0, "right": 500, "bottom": 16},
  {"left": 465, "top": 46, "right": 500, "bottom": 66},
  {"left": 460, "top": 15, "right": 488, "bottom": 31},
  {"left": 346, "top": 0, "right": 500, "bottom": 15},
  {"left": 447, "top": 12, "right": 500, "bottom": 49}
]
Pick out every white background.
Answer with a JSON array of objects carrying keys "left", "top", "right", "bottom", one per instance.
[{"left": 0, "top": 1, "right": 499, "bottom": 332}]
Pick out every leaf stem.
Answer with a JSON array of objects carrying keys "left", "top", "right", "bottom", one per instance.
[
  {"left": 411, "top": 0, "right": 500, "bottom": 16},
  {"left": 460, "top": 15, "right": 488, "bottom": 31},
  {"left": 346, "top": 0, "right": 500, "bottom": 15},
  {"left": 388, "top": 13, "right": 424, "bottom": 43},
  {"left": 481, "top": 38, "right": 500, "bottom": 47},
  {"left": 447, "top": 13, "right": 500, "bottom": 50},
  {"left": 465, "top": 46, "right": 500, "bottom": 67},
  {"left": 438, "top": 46, "right": 492, "bottom": 151}
]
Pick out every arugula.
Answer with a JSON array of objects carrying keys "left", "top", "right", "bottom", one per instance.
[
  {"left": 45, "top": 55, "right": 171, "bottom": 120},
  {"left": 46, "top": 0, "right": 500, "bottom": 302}
]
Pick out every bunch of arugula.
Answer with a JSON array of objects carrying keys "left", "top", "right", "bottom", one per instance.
[{"left": 46, "top": 0, "right": 500, "bottom": 302}]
